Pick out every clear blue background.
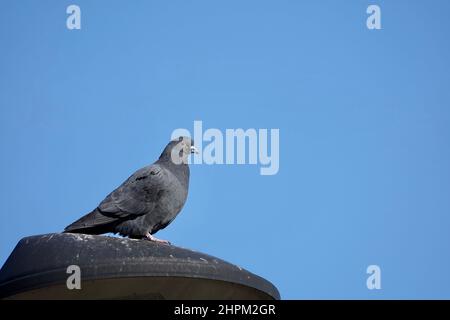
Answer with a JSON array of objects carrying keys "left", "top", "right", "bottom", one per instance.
[{"left": 1, "top": 0, "right": 450, "bottom": 299}]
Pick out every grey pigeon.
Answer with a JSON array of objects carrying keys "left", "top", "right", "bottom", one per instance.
[{"left": 64, "top": 136, "right": 198, "bottom": 244}]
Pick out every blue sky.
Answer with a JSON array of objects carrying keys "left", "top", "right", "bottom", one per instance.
[{"left": 1, "top": 0, "right": 450, "bottom": 299}]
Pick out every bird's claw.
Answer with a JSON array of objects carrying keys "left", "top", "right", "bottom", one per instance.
[{"left": 144, "top": 233, "right": 171, "bottom": 245}]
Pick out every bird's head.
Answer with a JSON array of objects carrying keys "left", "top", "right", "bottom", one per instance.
[{"left": 160, "top": 136, "right": 198, "bottom": 164}]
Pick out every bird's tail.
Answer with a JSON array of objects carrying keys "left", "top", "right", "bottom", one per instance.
[{"left": 64, "top": 208, "right": 116, "bottom": 235}]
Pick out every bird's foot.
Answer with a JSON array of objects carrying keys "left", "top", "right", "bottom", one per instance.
[{"left": 144, "top": 233, "right": 171, "bottom": 245}]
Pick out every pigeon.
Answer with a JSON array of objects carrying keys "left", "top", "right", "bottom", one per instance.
[{"left": 64, "top": 136, "right": 198, "bottom": 244}]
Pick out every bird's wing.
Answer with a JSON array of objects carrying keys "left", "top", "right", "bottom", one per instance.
[{"left": 97, "top": 164, "right": 168, "bottom": 219}]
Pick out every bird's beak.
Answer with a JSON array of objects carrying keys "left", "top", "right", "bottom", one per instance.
[{"left": 190, "top": 146, "right": 199, "bottom": 154}]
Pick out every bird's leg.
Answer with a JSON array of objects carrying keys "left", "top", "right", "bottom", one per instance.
[{"left": 144, "top": 232, "right": 171, "bottom": 245}]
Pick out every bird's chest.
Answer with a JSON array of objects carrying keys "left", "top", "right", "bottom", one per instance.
[
  {"left": 140, "top": 177, "right": 187, "bottom": 227},
  {"left": 158, "top": 180, "right": 188, "bottom": 217}
]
